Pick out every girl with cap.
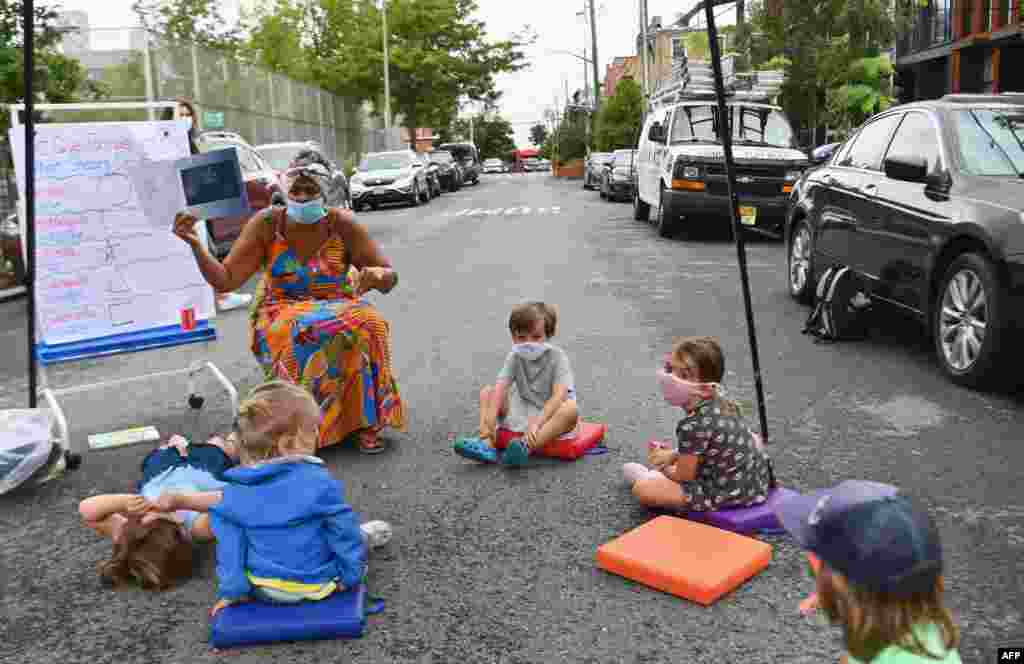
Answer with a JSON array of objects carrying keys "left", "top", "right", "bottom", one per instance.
[
  {"left": 173, "top": 150, "right": 405, "bottom": 454},
  {"left": 776, "top": 480, "right": 961, "bottom": 663}
]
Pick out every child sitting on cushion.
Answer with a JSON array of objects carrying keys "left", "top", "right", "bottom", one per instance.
[
  {"left": 776, "top": 480, "right": 962, "bottom": 663},
  {"left": 454, "top": 301, "right": 579, "bottom": 467},
  {"left": 154, "top": 380, "right": 391, "bottom": 616},
  {"left": 622, "top": 335, "right": 775, "bottom": 512}
]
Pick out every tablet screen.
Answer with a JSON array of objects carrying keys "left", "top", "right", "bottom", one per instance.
[{"left": 181, "top": 160, "right": 243, "bottom": 206}]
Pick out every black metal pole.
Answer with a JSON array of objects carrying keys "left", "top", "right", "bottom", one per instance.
[
  {"left": 704, "top": 2, "right": 769, "bottom": 443},
  {"left": 24, "top": 0, "right": 38, "bottom": 408}
]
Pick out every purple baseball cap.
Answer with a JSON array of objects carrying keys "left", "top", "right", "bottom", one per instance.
[{"left": 776, "top": 480, "right": 944, "bottom": 595}]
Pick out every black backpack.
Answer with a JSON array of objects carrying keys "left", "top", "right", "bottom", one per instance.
[{"left": 802, "top": 266, "right": 873, "bottom": 343}]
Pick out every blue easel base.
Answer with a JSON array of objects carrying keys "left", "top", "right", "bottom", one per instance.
[{"left": 36, "top": 322, "right": 216, "bottom": 366}]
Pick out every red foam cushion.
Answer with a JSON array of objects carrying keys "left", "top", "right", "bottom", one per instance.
[{"left": 494, "top": 421, "right": 607, "bottom": 460}]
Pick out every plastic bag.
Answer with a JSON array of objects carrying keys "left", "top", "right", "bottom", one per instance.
[{"left": 0, "top": 409, "right": 55, "bottom": 495}]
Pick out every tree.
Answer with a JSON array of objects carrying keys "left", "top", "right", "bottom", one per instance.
[
  {"left": 529, "top": 123, "right": 548, "bottom": 147},
  {"left": 357, "top": 0, "right": 532, "bottom": 141},
  {"left": 132, "top": 0, "right": 242, "bottom": 51},
  {"left": 0, "top": 0, "right": 106, "bottom": 136},
  {"left": 594, "top": 77, "right": 643, "bottom": 151},
  {"left": 829, "top": 53, "right": 894, "bottom": 128},
  {"left": 470, "top": 113, "right": 516, "bottom": 159},
  {"left": 242, "top": 0, "right": 310, "bottom": 82}
]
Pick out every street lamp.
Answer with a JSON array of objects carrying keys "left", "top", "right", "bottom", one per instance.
[{"left": 380, "top": 0, "right": 391, "bottom": 130}]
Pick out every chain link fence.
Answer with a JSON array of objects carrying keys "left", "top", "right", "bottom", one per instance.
[{"left": 1, "top": 26, "right": 405, "bottom": 218}]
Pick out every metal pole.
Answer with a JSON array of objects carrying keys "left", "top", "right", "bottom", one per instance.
[
  {"left": 589, "top": 0, "right": 600, "bottom": 114},
  {"left": 639, "top": 0, "right": 649, "bottom": 100},
  {"left": 142, "top": 29, "right": 156, "bottom": 120},
  {"left": 23, "top": 0, "right": 37, "bottom": 408},
  {"left": 704, "top": 1, "right": 769, "bottom": 444},
  {"left": 382, "top": 0, "right": 391, "bottom": 130}
]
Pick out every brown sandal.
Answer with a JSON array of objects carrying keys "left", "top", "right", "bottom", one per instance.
[{"left": 357, "top": 427, "right": 387, "bottom": 454}]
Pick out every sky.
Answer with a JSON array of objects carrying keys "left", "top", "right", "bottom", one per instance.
[{"left": 55, "top": 0, "right": 736, "bottom": 148}]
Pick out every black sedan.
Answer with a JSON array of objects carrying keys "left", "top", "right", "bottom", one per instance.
[{"left": 785, "top": 93, "right": 1024, "bottom": 388}]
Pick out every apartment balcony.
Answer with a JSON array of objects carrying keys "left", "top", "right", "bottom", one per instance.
[{"left": 897, "top": 0, "right": 1022, "bottom": 61}]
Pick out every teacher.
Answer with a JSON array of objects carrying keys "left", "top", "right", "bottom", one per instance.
[{"left": 173, "top": 159, "right": 406, "bottom": 454}]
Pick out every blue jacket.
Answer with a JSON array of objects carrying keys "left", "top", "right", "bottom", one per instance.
[{"left": 208, "top": 457, "right": 367, "bottom": 601}]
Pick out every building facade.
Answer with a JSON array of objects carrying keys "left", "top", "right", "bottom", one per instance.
[
  {"left": 895, "top": 0, "right": 1023, "bottom": 99},
  {"left": 604, "top": 55, "right": 640, "bottom": 98},
  {"left": 400, "top": 127, "right": 435, "bottom": 152}
]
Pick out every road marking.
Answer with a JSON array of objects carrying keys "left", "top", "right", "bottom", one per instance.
[{"left": 446, "top": 206, "right": 561, "bottom": 218}]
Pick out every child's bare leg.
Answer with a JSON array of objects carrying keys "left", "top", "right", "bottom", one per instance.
[
  {"left": 623, "top": 462, "right": 666, "bottom": 485},
  {"left": 529, "top": 399, "right": 579, "bottom": 451},
  {"left": 478, "top": 385, "right": 508, "bottom": 444},
  {"left": 632, "top": 476, "right": 691, "bottom": 511}
]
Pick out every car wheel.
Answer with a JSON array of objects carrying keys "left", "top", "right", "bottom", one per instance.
[
  {"left": 933, "top": 252, "right": 1008, "bottom": 388},
  {"left": 788, "top": 220, "right": 816, "bottom": 304},
  {"left": 419, "top": 182, "right": 430, "bottom": 203},
  {"left": 633, "top": 186, "right": 650, "bottom": 221},
  {"left": 656, "top": 185, "right": 674, "bottom": 238},
  {"left": 409, "top": 183, "right": 420, "bottom": 207}
]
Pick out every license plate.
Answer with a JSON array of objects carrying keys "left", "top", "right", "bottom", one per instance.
[{"left": 740, "top": 206, "right": 757, "bottom": 226}]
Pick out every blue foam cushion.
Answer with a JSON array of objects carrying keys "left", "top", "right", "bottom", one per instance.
[{"left": 210, "top": 584, "right": 367, "bottom": 648}]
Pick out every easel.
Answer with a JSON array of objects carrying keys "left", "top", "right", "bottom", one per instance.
[{"left": 10, "top": 101, "right": 239, "bottom": 456}]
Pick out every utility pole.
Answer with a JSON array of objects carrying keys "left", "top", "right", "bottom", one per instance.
[
  {"left": 639, "top": 0, "right": 649, "bottom": 104},
  {"left": 588, "top": 0, "right": 600, "bottom": 115},
  {"left": 381, "top": 0, "right": 391, "bottom": 130}
]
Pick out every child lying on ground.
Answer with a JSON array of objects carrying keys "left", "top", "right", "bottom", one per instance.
[
  {"left": 154, "top": 380, "right": 391, "bottom": 616},
  {"left": 454, "top": 301, "right": 579, "bottom": 467},
  {"left": 78, "top": 432, "right": 238, "bottom": 590},
  {"left": 777, "top": 480, "right": 962, "bottom": 663},
  {"left": 623, "top": 335, "right": 775, "bottom": 512}
]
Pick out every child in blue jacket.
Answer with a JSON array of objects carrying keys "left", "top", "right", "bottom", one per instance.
[{"left": 157, "top": 381, "right": 391, "bottom": 615}]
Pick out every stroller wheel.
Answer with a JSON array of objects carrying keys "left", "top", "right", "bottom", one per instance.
[{"left": 65, "top": 451, "right": 82, "bottom": 471}]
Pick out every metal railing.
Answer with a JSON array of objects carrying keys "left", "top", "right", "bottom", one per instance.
[{"left": 898, "top": 0, "right": 1022, "bottom": 56}]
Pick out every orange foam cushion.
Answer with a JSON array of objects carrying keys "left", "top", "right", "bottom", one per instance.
[
  {"left": 493, "top": 421, "right": 607, "bottom": 460},
  {"left": 596, "top": 515, "right": 773, "bottom": 606}
]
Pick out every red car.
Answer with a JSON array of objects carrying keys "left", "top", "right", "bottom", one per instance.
[{"left": 196, "top": 131, "right": 282, "bottom": 257}]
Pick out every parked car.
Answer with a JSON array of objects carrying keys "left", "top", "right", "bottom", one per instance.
[
  {"left": 256, "top": 140, "right": 350, "bottom": 209},
  {"left": 600, "top": 149, "right": 639, "bottom": 202},
  {"left": 482, "top": 158, "right": 505, "bottom": 174},
  {"left": 427, "top": 150, "right": 463, "bottom": 191},
  {"left": 349, "top": 150, "right": 431, "bottom": 210},
  {"left": 416, "top": 151, "right": 442, "bottom": 198},
  {"left": 196, "top": 131, "right": 282, "bottom": 257},
  {"left": 810, "top": 142, "right": 842, "bottom": 165},
  {"left": 523, "top": 157, "right": 542, "bottom": 172},
  {"left": 634, "top": 100, "right": 808, "bottom": 239},
  {"left": 437, "top": 142, "right": 481, "bottom": 185},
  {"left": 583, "top": 152, "right": 614, "bottom": 189},
  {"left": 538, "top": 158, "right": 552, "bottom": 171},
  {"left": 786, "top": 93, "right": 1024, "bottom": 388}
]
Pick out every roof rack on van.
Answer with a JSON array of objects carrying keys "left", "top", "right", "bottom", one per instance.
[
  {"left": 939, "top": 93, "right": 1024, "bottom": 105},
  {"left": 649, "top": 54, "right": 784, "bottom": 108}
]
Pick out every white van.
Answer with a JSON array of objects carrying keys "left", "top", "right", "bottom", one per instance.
[{"left": 633, "top": 98, "right": 809, "bottom": 238}]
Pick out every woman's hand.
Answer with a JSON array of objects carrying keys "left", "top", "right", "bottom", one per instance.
[
  {"left": 173, "top": 211, "right": 202, "bottom": 249},
  {"left": 648, "top": 447, "right": 678, "bottom": 469},
  {"left": 152, "top": 493, "right": 181, "bottom": 513},
  {"left": 353, "top": 266, "right": 391, "bottom": 295}
]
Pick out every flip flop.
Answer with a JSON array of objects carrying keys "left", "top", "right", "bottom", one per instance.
[{"left": 358, "top": 429, "right": 388, "bottom": 455}]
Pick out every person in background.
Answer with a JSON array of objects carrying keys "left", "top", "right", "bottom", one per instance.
[{"left": 164, "top": 97, "right": 252, "bottom": 312}]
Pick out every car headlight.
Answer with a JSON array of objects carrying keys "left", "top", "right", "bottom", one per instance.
[
  {"left": 785, "top": 170, "right": 802, "bottom": 183},
  {"left": 0, "top": 215, "right": 19, "bottom": 239},
  {"left": 682, "top": 166, "right": 701, "bottom": 180},
  {"left": 394, "top": 175, "right": 413, "bottom": 188}
]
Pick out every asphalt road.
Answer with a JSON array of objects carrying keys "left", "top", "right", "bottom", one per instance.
[{"left": 2, "top": 171, "right": 1022, "bottom": 663}]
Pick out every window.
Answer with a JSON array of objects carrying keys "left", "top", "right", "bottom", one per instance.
[
  {"left": 234, "top": 146, "right": 261, "bottom": 174},
  {"left": 839, "top": 114, "right": 902, "bottom": 170},
  {"left": 668, "top": 104, "right": 795, "bottom": 147},
  {"left": 955, "top": 108, "right": 1024, "bottom": 176},
  {"left": 884, "top": 112, "right": 943, "bottom": 174},
  {"left": 671, "top": 105, "right": 717, "bottom": 142}
]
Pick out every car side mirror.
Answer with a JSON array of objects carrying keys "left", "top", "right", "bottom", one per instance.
[
  {"left": 412, "top": 162, "right": 422, "bottom": 168},
  {"left": 883, "top": 155, "right": 928, "bottom": 183},
  {"left": 647, "top": 124, "right": 663, "bottom": 142}
]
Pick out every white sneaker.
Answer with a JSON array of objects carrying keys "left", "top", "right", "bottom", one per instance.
[
  {"left": 216, "top": 292, "right": 253, "bottom": 312},
  {"left": 360, "top": 520, "right": 393, "bottom": 549}
]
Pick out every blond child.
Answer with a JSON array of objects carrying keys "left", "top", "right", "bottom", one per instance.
[
  {"left": 623, "top": 336, "right": 775, "bottom": 511},
  {"left": 155, "top": 380, "right": 391, "bottom": 616},
  {"left": 454, "top": 302, "right": 579, "bottom": 467},
  {"left": 777, "top": 480, "right": 962, "bottom": 663}
]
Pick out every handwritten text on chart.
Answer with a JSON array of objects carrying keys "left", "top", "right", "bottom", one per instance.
[{"left": 36, "top": 159, "right": 113, "bottom": 180}]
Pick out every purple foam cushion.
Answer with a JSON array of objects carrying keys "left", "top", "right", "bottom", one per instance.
[{"left": 683, "top": 488, "right": 800, "bottom": 535}]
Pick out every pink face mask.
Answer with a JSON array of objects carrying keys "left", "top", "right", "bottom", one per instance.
[{"left": 657, "top": 370, "right": 718, "bottom": 410}]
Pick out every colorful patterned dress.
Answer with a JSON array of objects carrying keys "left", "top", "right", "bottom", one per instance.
[{"left": 250, "top": 210, "right": 405, "bottom": 448}]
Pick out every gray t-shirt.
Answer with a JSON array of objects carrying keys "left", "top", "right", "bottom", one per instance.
[{"left": 497, "top": 344, "right": 576, "bottom": 409}]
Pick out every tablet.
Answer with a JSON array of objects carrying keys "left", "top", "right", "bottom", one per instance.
[{"left": 175, "top": 148, "right": 249, "bottom": 220}]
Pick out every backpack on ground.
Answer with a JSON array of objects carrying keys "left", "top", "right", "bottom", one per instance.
[
  {"left": 802, "top": 266, "right": 873, "bottom": 343},
  {"left": 0, "top": 409, "right": 78, "bottom": 495}
]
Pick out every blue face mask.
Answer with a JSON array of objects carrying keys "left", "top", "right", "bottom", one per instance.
[
  {"left": 512, "top": 342, "right": 550, "bottom": 361},
  {"left": 287, "top": 198, "right": 327, "bottom": 225}
]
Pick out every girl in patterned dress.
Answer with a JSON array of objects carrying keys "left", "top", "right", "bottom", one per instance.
[{"left": 623, "top": 336, "right": 775, "bottom": 512}]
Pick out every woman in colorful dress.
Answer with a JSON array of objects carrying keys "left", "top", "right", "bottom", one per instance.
[{"left": 172, "top": 154, "right": 405, "bottom": 453}]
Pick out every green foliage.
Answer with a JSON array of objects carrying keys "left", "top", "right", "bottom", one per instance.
[
  {"left": 343, "top": 156, "right": 357, "bottom": 178},
  {"left": 757, "top": 55, "right": 791, "bottom": 71},
  {"left": 594, "top": 77, "right": 643, "bottom": 152},
  {"left": 529, "top": 123, "right": 548, "bottom": 147},
  {"left": 133, "top": 0, "right": 242, "bottom": 51},
  {"left": 556, "top": 117, "right": 588, "bottom": 162},
  {"left": 242, "top": 0, "right": 310, "bottom": 81},
  {"left": 829, "top": 55, "right": 894, "bottom": 127},
  {"left": 683, "top": 32, "right": 710, "bottom": 60}
]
